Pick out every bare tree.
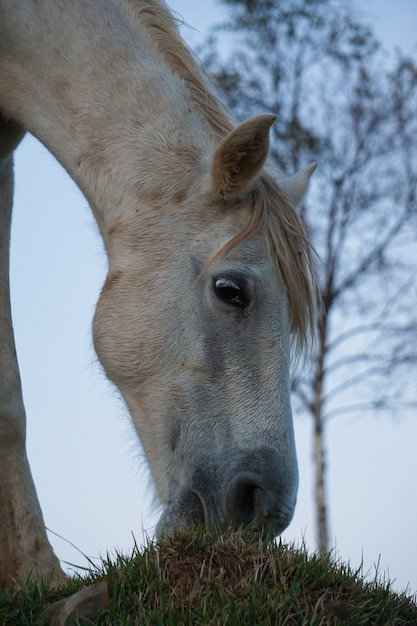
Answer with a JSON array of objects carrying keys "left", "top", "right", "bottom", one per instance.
[{"left": 199, "top": 0, "right": 417, "bottom": 553}]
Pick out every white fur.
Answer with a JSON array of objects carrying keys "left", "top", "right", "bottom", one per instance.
[{"left": 0, "top": 0, "right": 315, "bottom": 586}]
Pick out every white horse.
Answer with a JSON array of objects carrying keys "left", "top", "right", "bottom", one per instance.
[{"left": 0, "top": 0, "right": 316, "bottom": 587}]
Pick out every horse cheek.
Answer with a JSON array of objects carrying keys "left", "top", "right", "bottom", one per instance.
[
  {"left": 93, "top": 270, "right": 171, "bottom": 392},
  {"left": 93, "top": 272, "right": 142, "bottom": 388}
]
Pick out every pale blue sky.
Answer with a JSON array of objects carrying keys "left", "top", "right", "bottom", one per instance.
[{"left": 10, "top": 0, "right": 417, "bottom": 595}]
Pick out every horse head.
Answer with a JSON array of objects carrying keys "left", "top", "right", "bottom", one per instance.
[{"left": 93, "top": 115, "right": 316, "bottom": 538}]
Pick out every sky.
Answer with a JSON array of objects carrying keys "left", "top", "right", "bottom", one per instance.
[{"left": 9, "top": 0, "right": 417, "bottom": 597}]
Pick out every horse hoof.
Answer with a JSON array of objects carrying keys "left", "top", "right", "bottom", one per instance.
[{"left": 40, "top": 581, "right": 108, "bottom": 625}]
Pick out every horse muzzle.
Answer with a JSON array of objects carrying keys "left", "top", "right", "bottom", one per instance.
[{"left": 155, "top": 449, "right": 298, "bottom": 538}]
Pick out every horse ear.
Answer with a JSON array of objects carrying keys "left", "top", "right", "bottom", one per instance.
[
  {"left": 280, "top": 163, "right": 317, "bottom": 208},
  {"left": 211, "top": 114, "right": 276, "bottom": 199}
]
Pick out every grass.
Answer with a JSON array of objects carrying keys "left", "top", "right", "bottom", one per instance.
[{"left": 1, "top": 531, "right": 416, "bottom": 625}]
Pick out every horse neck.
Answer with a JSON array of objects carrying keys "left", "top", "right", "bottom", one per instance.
[{"left": 0, "top": 0, "right": 216, "bottom": 237}]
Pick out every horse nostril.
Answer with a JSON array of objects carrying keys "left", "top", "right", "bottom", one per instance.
[
  {"left": 226, "top": 474, "right": 267, "bottom": 529},
  {"left": 156, "top": 490, "right": 207, "bottom": 536},
  {"left": 183, "top": 490, "right": 206, "bottom": 528}
]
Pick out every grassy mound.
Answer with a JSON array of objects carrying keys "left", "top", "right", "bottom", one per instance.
[{"left": 1, "top": 532, "right": 416, "bottom": 624}]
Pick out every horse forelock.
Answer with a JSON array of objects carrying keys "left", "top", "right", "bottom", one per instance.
[
  {"left": 210, "top": 175, "right": 318, "bottom": 352},
  {"left": 259, "top": 175, "right": 318, "bottom": 352},
  {"left": 117, "top": 0, "right": 234, "bottom": 138}
]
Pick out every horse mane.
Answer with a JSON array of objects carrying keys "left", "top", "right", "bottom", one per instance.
[
  {"left": 117, "top": 0, "right": 234, "bottom": 138},
  {"left": 118, "top": 0, "right": 317, "bottom": 347}
]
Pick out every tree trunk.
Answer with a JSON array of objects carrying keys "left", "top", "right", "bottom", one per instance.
[
  {"left": 313, "top": 410, "right": 328, "bottom": 553},
  {"left": 311, "top": 315, "right": 329, "bottom": 554}
]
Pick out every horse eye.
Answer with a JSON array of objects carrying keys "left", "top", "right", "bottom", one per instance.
[{"left": 213, "top": 277, "right": 247, "bottom": 307}]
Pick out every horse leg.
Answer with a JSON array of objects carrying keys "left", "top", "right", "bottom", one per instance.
[{"left": 0, "top": 119, "right": 65, "bottom": 588}]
